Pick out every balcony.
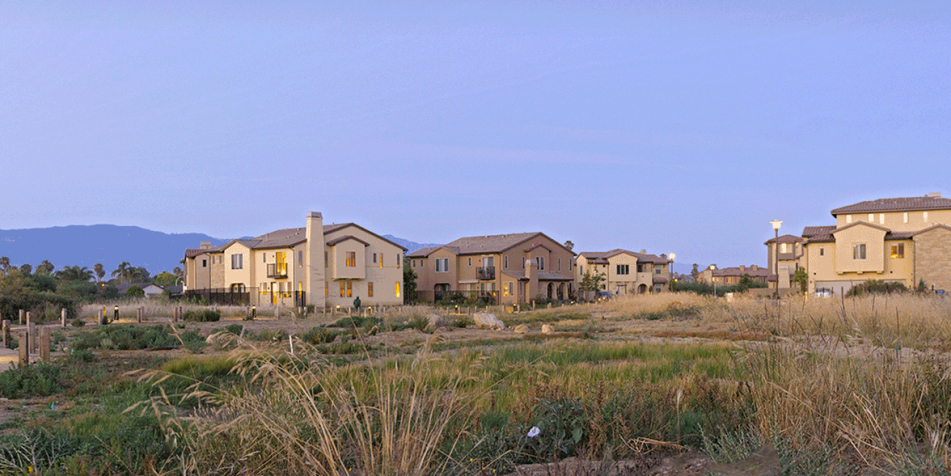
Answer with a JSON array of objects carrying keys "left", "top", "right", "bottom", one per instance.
[
  {"left": 267, "top": 263, "right": 288, "bottom": 279},
  {"left": 477, "top": 266, "right": 495, "bottom": 280}
]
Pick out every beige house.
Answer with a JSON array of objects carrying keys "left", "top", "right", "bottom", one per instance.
[
  {"left": 799, "top": 193, "right": 951, "bottom": 295},
  {"left": 764, "top": 234, "right": 803, "bottom": 289},
  {"left": 575, "top": 249, "right": 671, "bottom": 295},
  {"left": 184, "top": 212, "right": 407, "bottom": 308},
  {"left": 697, "top": 264, "right": 768, "bottom": 286},
  {"left": 407, "top": 232, "right": 575, "bottom": 304}
]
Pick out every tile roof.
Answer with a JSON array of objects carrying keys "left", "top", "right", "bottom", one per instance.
[
  {"left": 186, "top": 222, "right": 407, "bottom": 259},
  {"left": 407, "top": 246, "right": 442, "bottom": 258},
  {"left": 711, "top": 265, "right": 769, "bottom": 278},
  {"left": 578, "top": 249, "right": 670, "bottom": 264},
  {"left": 442, "top": 232, "right": 573, "bottom": 255},
  {"left": 831, "top": 195, "right": 951, "bottom": 216},
  {"left": 802, "top": 226, "right": 836, "bottom": 238},
  {"left": 326, "top": 235, "right": 370, "bottom": 247},
  {"left": 764, "top": 234, "right": 804, "bottom": 244}
]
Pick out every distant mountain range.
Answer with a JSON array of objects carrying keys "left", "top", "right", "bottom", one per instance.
[{"left": 0, "top": 225, "right": 441, "bottom": 276}]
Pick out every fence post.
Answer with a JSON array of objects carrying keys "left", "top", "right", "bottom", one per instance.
[
  {"left": 39, "top": 327, "right": 50, "bottom": 364},
  {"left": 18, "top": 331, "right": 28, "bottom": 367},
  {"left": 2, "top": 320, "right": 9, "bottom": 348},
  {"left": 61, "top": 308, "right": 67, "bottom": 327},
  {"left": 28, "top": 322, "right": 37, "bottom": 353},
  {"left": 137, "top": 307, "right": 142, "bottom": 323},
  {"left": 18, "top": 310, "right": 24, "bottom": 325},
  {"left": 25, "top": 311, "right": 31, "bottom": 327},
  {"left": 276, "top": 307, "right": 281, "bottom": 320}
]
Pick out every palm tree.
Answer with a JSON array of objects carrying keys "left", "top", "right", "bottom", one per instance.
[
  {"left": 112, "top": 261, "right": 132, "bottom": 285},
  {"left": 94, "top": 263, "right": 105, "bottom": 283},
  {"left": 0, "top": 257, "right": 10, "bottom": 276},
  {"left": 36, "top": 260, "right": 54, "bottom": 275},
  {"left": 56, "top": 265, "right": 93, "bottom": 282}
]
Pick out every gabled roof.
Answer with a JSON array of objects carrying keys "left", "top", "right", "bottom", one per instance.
[
  {"left": 322, "top": 223, "right": 408, "bottom": 251},
  {"left": 711, "top": 265, "right": 769, "bottom": 278},
  {"left": 831, "top": 221, "right": 891, "bottom": 235},
  {"left": 578, "top": 249, "right": 669, "bottom": 264},
  {"left": 831, "top": 195, "right": 951, "bottom": 216},
  {"left": 326, "top": 235, "right": 370, "bottom": 247},
  {"left": 442, "top": 232, "right": 574, "bottom": 256},
  {"left": 764, "top": 234, "right": 804, "bottom": 245},
  {"left": 184, "top": 243, "right": 228, "bottom": 258}
]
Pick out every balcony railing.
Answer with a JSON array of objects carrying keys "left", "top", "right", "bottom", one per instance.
[
  {"left": 477, "top": 266, "right": 495, "bottom": 280},
  {"left": 267, "top": 263, "right": 288, "bottom": 279}
]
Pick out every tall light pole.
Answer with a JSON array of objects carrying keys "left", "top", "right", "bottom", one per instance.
[
  {"left": 669, "top": 253, "right": 676, "bottom": 292},
  {"left": 709, "top": 264, "right": 716, "bottom": 296},
  {"left": 771, "top": 220, "right": 782, "bottom": 290}
]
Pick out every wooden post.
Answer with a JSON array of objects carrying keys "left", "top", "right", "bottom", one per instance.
[
  {"left": 18, "top": 331, "right": 28, "bottom": 367},
  {"left": 2, "top": 320, "right": 9, "bottom": 348},
  {"left": 39, "top": 327, "right": 50, "bottom": 363},
  {"left": 136, "top": 307, "right": 143, "bottom": 323},
  {"left": 61, "top": 308, "right": 67, "bottom": 327},
  {"left": 18, "top": 310, "right": 24, "bottom": 325},
  {"left": 25, "top": 311, "right": 31, "bottom": 327},
  {"left": 28, "top": 322, "right": 37, "bottom": 353},
  {"left": 276, "top": 307, "right": 281, "bottom": 320}
]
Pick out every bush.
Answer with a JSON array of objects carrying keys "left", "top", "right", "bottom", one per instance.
[
  {"left": 0, "top": 363, "right": 62, "bottom": 398},
  {"left": 71, "top": 318, "right": 86, "bottom": 327},
  {"left": 300, "top": 327, "right": 341, "bottom": 345},
  {"left": 183, "top": 309, "right": 221, "bottom": 322},
  {"left": 70, "top": 325, "right": 180, "bottom": 351},
  {"left": 846, "top": 280, "right": 908, "bottom": 297}
]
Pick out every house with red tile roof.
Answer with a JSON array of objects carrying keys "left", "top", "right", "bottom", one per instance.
[
  {"left": 797, "top": 193, "right": 951, "bottom": 295},
  {"left": 407, "top": 232, "right": 575, "bottom": 304},
  {"left": 183, "top": 213, "right": 407, "bottom": 308},
  {"left": 575, "top": 249, "right": 672, "bottom": 296}
]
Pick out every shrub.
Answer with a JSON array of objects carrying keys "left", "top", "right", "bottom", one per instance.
[
  {"left": 71, "top": 318, "right": 85, "bottom": 327},
  {"left": 183, "top": 309, "right": 221, "bottom": 322},
  {"left": 0, "top": 363, "right": 62, "bottom": 398},
  {"left": 300, "top": 327, "right": 340, "bottom": 345},
  {"left": 845, "top": 280, "right": 908, "bottom": 297},
  {"left": 70, "top": 325, "right": 180, "bottom": 351}
]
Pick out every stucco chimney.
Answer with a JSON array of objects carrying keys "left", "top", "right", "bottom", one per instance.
[
  {"left": 200, "top": 241, "right": 211, "bottom": 250},
  {"left": 305, "top": 212, "right": 326, "bottom": 308},
  {"left": 640, "top": 249, "right": 647, "bottom": 254},
  {"left": 927, "top": 192, "right": 942, "bottom": 198}
]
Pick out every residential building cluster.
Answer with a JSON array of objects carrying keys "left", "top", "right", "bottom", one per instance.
[{"left": 183, "top": 212, "right": 674, "bottom": 307}]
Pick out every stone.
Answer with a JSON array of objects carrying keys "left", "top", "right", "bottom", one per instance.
[
  {"left": 513, "top": 324, "right": 528, "bottom": 334},
  {"left": 426, "top": 314, "right": 448, "bottom": 332},
  {"left": 541, "top": 324, "right": 554, "bottom": 334},
  {"left": 473, "top": 312, "right": 506, "bottom": 330}
]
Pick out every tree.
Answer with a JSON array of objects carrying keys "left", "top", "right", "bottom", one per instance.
[
  {"left": 131, "top": 266, "right": 151, "bottom": 283},
  {"left": 690, "top": 264, "right": 699, "bottom": 281},
  {"left": 173, "top": 266, "right": 183, "bottom": 278},
  {"left": 36, "top": 260, "right": 54, "bottom": 275},
  {"left": 126, "top": 285, "right": 145, "bottom": 298},
  {"left": 94, "top": 263, "right": 105, "bottom": 283},
  {"left": 579, "top": 269, "right": 606, "bottom": 297},
  {"left": 0, "top": 257, "right": 9, "bottom": 276},
  {"left": 112, "top": 261, "right": 133, "bottom": 285},
  {"left": 792, "top": 267, "right": 808, "bottom": 293},
  {"left": 403, "top": 258, "right": 417, "bottom": 304},
  {"left": 56, "top": 265, "right": 93, "bottom": 282},
  {"left": 153, "top": 271, "right": 178, "bottom": 287},
  {"left": 563, "top": 240, "right": 574, "bottom": 251},
  {"left": 19, "top": 264, "right": 32, "bottom": 276}
]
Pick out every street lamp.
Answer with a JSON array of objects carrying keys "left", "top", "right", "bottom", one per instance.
[
  {"left": 771, "top": 220, "right": 782, "bottom": 290},
  {"left": 709, "top": 264, "right": 716, "bottom": 296},
  {"left": 669, "top": 253, "right": 676, "bottom": 291}
]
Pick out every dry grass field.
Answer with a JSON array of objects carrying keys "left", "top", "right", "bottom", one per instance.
[{"left": 2, "top": 292, "right": 950, "bottom": 475}]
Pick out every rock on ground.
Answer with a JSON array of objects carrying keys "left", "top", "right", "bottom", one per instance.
[
  {"left": 541, "top": 324, "right": 554, "bottom": 334},
  {"left": 473, "top": 312, "right": 506, "bottom": 330},
  {"left": 514, "top": 324, "right": 528, "bottom": 334}
]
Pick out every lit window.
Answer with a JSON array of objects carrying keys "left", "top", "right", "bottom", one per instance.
[
  {"left": 368, "top": 282, "right": 374, "bottom": 297},
  {"left": 504, "top": 282, "right": 513, "bottom": 296},
  {"left": 924, "top": 211, "right": 929, "bottom": 221},
  {"left": 868, "top": 214, "right": 874, "bottom": 222},
  {"left": 325, "top": 282, "right": 328, "bottom": 297},
  {"left": 346, "top": 252, "right": 356, "bottom": 267},
  {"left": 395, "top": 282, "right": 401, "bottom": 297},
  {"left": 340, "top": 281, "right": 346, "bottom": 297},
  {"left": 891, "top": 243, "right": 905, "bottom": 259},
  {"left": 853, "top": 243, "right": 867, "bottom": 260},
  {"left": 780, "top": 243, "right": 787, "bottom": 253},
  {"left": 397, "top": 254, "right": 401, "bottom": 268},
  {"left": 846, "top": 215, "right": 852, "bottom": 223}
]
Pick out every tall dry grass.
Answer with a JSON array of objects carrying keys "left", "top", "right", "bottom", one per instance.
[{"left": 134, "top": 344, "right": 481, "bottom": 475}]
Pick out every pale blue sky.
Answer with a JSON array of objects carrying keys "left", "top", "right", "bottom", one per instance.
[{"left": 2, "top": 1, "right": 949, "bottom": 270}]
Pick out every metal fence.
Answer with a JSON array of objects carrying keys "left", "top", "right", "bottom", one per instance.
[
  {"left": 415, "top": 290, "right": 499, "bottom": 305},
  {"left": 181, "top": 288, "right": 254, "bottom": 306}
]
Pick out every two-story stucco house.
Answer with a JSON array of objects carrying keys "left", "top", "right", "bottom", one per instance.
[
  {"left": 574, "top": 249, "right": 671, "bottom": 295},
  {"left": 183, "top": 212, "right": 407, "bottom": 308},
  {"left": 407, "top": 232, "right": 575, "bottom": 304},
  {"left": 764, "top": 234, "right": 804, "bottom": 289},
  {"left": 798, "top": 193, "right": 951, "bottom": 295},
  {"left": 697, "top": 264, "right": 768, "bottom": 286}
]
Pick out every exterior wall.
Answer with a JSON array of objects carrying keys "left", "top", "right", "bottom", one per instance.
[
  {"left": 832, "top": 225, "right": 887, "bottom": 274},
  {"left": 914, "top": 228, "right": 951, "bottom": 292},
  {"left": 324, "top": 225, "right": 404, "bottom": 307},
  {"left": 606, "top": 253, "right": 639, "bottom": 295},
  {"left": 806, "top": 239, "right": 915, "bottom": 294},
  {"left": 836, "top": 210, "right": 951, "bottom": 231},
  {"left": 223, "top": 243, "right": 253, "bottom": 290}
]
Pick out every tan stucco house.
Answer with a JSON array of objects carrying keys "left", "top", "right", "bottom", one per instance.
[
  {"left": 697, "top": 264, "right": 768, "bottom": 286},
  {"left": 407, "top": 232, "right": 575, "bottom": 304},
  {"left": 183, "top": 212, "right": 407, "bottom": 308},
  {"left": 575, "top": 249, "right": 671, "bottom": 295},
  {"left": 798, "top": 193, "right": 951, "bottom": 295},
  {"left": 764, "top": 234, "right": 803, "bottom": 289}
]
